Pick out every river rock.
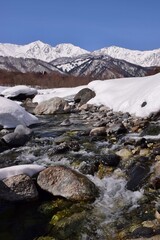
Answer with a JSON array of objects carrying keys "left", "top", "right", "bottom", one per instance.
[
  {"left": 140, "top": 123, "right": 160, "bottom": 136},
  {"left": 37, "top": 165, "right": 98, "bottom": 201},
  {"left": 116, "top": 148, "right": 133, "bottom": 160},
  {"left": 0, "top": 174, "right": 38, "bottom": 201},
  {"left": 150, "top": 161, "right": 160, "bottom": 189},
  {"left": 131, "top": 226, "right": 154, "bottom": 238},
  {"left": 126, "top": 161, "right": 150, "bottom": 191},
  {"left": 34, "top": 97, "right": 70, "bottom": 115},
  {"left": 2, "top": 124, "right": 33, "bottom": 147},
  {"left": 106, "top": 123, "right": 127, "bottom": 135},
  {"left": 90, "top": 127, "right": 106, "bottom": 136},
  {"left": 100, "top": 154, "right": 121, "bottom": 167},
  {"left": 74, "top": 88, "right": 95, "bottom": 106}
]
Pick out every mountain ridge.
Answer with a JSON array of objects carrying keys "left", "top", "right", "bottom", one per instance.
[{"left": 0, "top": 41, "right": 160, "bottom": 67}]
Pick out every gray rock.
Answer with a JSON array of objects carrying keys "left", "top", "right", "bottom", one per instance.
[
  {"left": 126, "top": 160, "right": 150, "bottom": 191},
  {"left": 2, "top": 124, "right": 33, "bottom": 147},
  {"left": 106, "top": 123, "right": 127, "bottom": 135},
  {"left": 37, "top": 165, "right": 98, "bottom": 201},
  {"left": 34, "top": 97, "right": 70, "bottom": 115},
  {"left": 74, "top": 88, "right": 95, "bottom": 106},
  {"left": 0, "top": 174, "right": 38, "bottom": 201}
]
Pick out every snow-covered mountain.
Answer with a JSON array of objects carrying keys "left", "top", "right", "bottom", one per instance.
[
  {"left": 93, "top": 46, "right": 160, "bottom": 67},
  {"left": 0, "top": 41, "right": 160, "bottom": 67},
  {"left": 0, "top": 41, "right": 89, "bottom": 62}
]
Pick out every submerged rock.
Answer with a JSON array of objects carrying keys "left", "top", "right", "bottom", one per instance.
[
  {"left": 0, "top": 174, "right": 38, "bottom": 201},
  {"left": 37, "top": 165, "right": 99, "bottom": 201}
]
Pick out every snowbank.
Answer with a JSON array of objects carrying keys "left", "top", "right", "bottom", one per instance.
[
  {"left": 0, "top": 97, "right": 39, "bottom": 128},
  {"left": 88, "top": 73, "right": 160, "bottom": 117},
  {"left": 33, "top": 85, "right": 87, "bottom": 104},
  {"left": 0, "top": 164, "right": 45, "bottom": 180}
]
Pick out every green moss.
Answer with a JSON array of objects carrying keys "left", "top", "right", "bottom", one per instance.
[{"left": 38, "top": 198, "right": 73, "bottom": 216}]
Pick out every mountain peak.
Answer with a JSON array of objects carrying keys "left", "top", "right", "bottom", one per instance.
[{"left": 93, "top": 46, "right": 160, "bottom": 67}]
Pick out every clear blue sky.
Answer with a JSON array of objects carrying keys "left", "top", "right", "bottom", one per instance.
[{"left": 1, "top": 0, "right": 160, "bottom": 51}]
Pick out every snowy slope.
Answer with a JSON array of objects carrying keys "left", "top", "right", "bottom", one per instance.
[
  {"left": 52, "top": 54, "right": 158, "bottom": 79},
  {"left": 93, "top": 46, "right": 160, "bottom": 67},
  {"left": 0, "top": 41, "right": 89, "bottom": 62},
  {"left": 88, "top": 73, "right": 160, "bottom": 117}
]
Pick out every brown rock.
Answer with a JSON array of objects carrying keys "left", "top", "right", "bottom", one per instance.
[{"left": 37, "top": 165, "right": 98, "bottom": 201}]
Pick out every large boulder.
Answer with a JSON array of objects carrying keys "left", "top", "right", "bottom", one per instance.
[
  {"left": 2, "top": 125, "right": 33, "bottom": 147},
  {"left": 0, "top": 174, "right": 38, "bottom": 201},
  {"left": 74, "top": 88, "right": 96, "bottom": 106},
  {"left": 34, "top": 97, "right": 70, "bottom": 115},
  {"left": 37, "top": 165, "right": 98, "bottom": 201}
]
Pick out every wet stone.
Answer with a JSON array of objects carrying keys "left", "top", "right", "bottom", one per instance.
[
  {"left": 99, "top": 154, "right": 121, "bottom": 167},
  {"left": 126, "top": 162, "right": 150, "bottom": 191},
  {"left": 131, "top": 226, "right": 154, "bottom": 238}
]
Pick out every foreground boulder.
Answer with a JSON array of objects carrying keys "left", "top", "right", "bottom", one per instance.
[
  {"left": 0, "top": 174, "right": 38, "bottom": 201},
  {"left": 2, "top": 125, "right": 33, "bottom": 147},
  {"left": 37, "top": 165, "right": 98, "bottom": 201},
  {"left": 74, "top": 88, "right": 96, "bottom": 106},
  {"left": 34, "top": 97, "right": 70, "bottom": 115}
]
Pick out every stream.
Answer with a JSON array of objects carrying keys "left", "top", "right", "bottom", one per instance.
[{"left": 0, "top": 111, "right": 160, "bottom": 240}]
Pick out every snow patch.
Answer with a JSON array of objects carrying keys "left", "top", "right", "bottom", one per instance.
[{"left": 0, "top": 97, "right": 39, "bottom": 128}]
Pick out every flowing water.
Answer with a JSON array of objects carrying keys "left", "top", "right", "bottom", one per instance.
[{"left": 0, "top": 113, "right": 157, "bottom": 240}]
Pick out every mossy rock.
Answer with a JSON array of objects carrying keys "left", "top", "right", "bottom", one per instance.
[
  {"left": 38, "top": 201, "right": 91, "bottom": 240},
  {"left": 38, "top": 198, "right": 73, "bottom": 216},
  {"left": 50, "top": 202, "right": 90, "bottom": 225},
  {"left": 50, "top": 211, "right": 87, "bottom": 239}
]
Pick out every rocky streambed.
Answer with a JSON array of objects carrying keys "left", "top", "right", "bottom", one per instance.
[{"left": 0, "top": 96, "right": 160, "bottom": 240}]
